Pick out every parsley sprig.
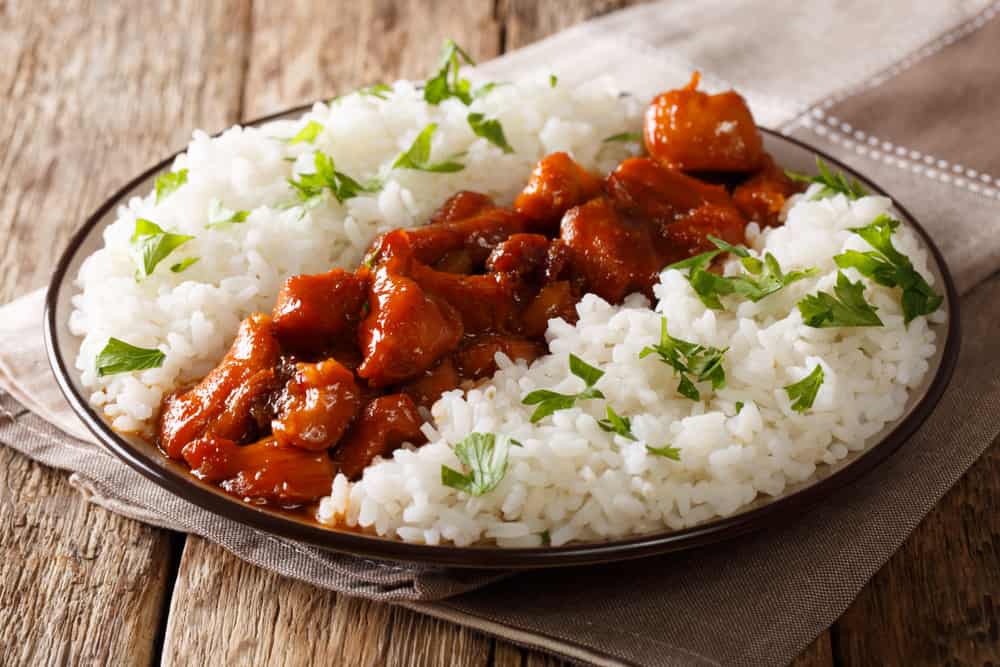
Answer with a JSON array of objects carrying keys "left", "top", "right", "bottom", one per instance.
[
  {"left": 522, "top": 354, "right": 605, "bottom": 423},
  {"left": 424, "top": 39, "right": 476, "bottom": 105},
  {"left": 640, "top": 318, "right": 727, "bottom": 401},
  {"left": 154, "top": 169, "right": 188, "bottom": 203},
  {"left": 130, "top": 219, "right": 194, "bottom": 280},
  {"left": 358, "top": 84, "right": 392, "bottom": 100},
  {"left": 95, "top": 338, "right": 165, "bottom": 376},
  {"left": 787, "top": 157, "right": 867, "bottom": 200},
  {"left": 784, "top": 364, "right": 825, "bottom": 413},
  {"left": 668, "top": 236, "right": 817, "bottom": 310},
  {"left": 288, "top": 151, "right": 380, "bottom": 207},
  {"left": 834, "top": 215, "right": 942, "bottom": 324},
  {"left": 441, "top": 432, "right": 521, "bottom": 496},
  {"left": 797, "top": 271, "right": 883, "bottom": 328},
  {"left": 286, "top": 120, "right": 323, "bottom": 145},
  {"left": 467, "top": 112, "right": 514, "bottom": 153},
  {"left": 598, "top": 406, "right": 637, "bottom": 441},
  {"left": 206, "top": 198, "right": 249, "bottom": 229},
  {"left": 392, "top": 124, "right": 465, "bottom": 173},
  {"left": 603, "top": 131, "right": 643, "bottom": 143},
  {"left": 646, "top": 444, "right": 681, "bottom": 461}
]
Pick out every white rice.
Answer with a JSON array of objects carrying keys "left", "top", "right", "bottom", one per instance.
[
  {"left": 70, "top": 73, "right": 641, "bottom": 431},
  {"left": 316, "top": 189, "right": 945, "bottom": 547}
]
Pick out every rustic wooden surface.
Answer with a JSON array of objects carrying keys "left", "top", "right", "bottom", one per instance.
[{"left": 0, "top": 1, "right": 997, "bottom": 665}]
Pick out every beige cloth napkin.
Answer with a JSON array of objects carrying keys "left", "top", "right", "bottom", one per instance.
[{"left": 3, "top": 2, "right": 1000, "bottom": 664}]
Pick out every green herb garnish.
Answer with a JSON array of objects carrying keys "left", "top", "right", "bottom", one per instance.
[
  {"left": 206, "top": 198, "right": 250, "bottom": 228},
  {"left": 358, "top": 84, "right": 392, "bottom": 100},
  {"left": 392, "top": 123, "right": 465, "bottom": 173},
  {"left": 597, "top": 406, "right": 637, "bottom": 441},
  {"left": 286, "top": 120, "right": 324, "bottom": 145},
  {"left": 646, "top": 444, "right": 681, "bottom": 461},
  {"left": 603, "top": 131, "right": 643, "bottom": 143},
  {"left": 95, "top": 338, "right": 165, "bottom": 376},
  {"left": 522, "top": 354, "right": 605, "bottom": 423},
  {"left": 797, "top": 271, "right": 883, "bottom": 328},
  {"left": 467, "top": 112, "right": 514, "bottom": 153},
  {"left": 154, "top": 169, "right": 188, "bottom": 203},
  {"left": 130, "top": 219, "right": 194, "bottom": 280},
  {"left": 835, "top": 215, "right": 942, "bottom": 324},
  {"left": 289, "top": 150, "right": 381, "bottom": 206},
  {"left": 639, "top": 318, "right": 727, "bottom": 401},
  {"left": 169, "top": 257, "right": 199, "bottom": 273},
  {"left": 472, "top": 81, "right": 508, "bottom": 99},
  {"left": 540, "top": 529, "right": 551, "bottom": 546},
  {"left": 668, "top": 236, "right": 816, "bottom": 310},
  {"left": 441, "top": 432, "right": 521, "bottom": 496},
  {"left": 786, "top": 157, "right": 867, "bottom": 200},
  {"left": 735, "top": 401, "right": 745, "bottom": 414},
  {"left": 549, "top": 74, "right": 558, "bottom": 88},
  {"left": 424, "top": 39, "right": 475, "bottom": 105},
  {"left": 784, "top": 364, "right": 825, "bottom": 413}
]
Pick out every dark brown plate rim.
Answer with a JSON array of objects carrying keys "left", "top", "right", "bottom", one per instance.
[{"left": 43, "top": 106, "right": 961, "bottom": 569}]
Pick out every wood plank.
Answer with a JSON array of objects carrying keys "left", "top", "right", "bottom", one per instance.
[
  {"left": 832, "top": 435, "right": 1000, "bottom": 665},
  {"left": 0, "top": 0, "right": 249, "bottom": 664},
  {"left": 241, "top": 0, "right": 502, "bottom": 119},
  {"left": 0, "top": 445, "right": 174, "bottom": 666}
]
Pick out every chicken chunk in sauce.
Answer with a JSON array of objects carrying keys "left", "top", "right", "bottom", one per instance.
[{"left": 154, "top": 75, "right": 802, "bottom": 511}]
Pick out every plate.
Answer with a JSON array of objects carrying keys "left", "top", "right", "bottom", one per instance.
[{"left": 44, "top": 105, "right": 960, "bottom": 568}]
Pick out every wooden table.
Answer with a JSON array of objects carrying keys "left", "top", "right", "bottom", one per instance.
[{"left": 1, "top": 1, "right": 997, "bottom": 664}]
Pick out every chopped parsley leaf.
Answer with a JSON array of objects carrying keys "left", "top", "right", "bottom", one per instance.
[
  {"left": 424, "top": 39, "right": 476, "bottom": 105},
  {"left": 786, "top": 157, "right": 867, "bottom": 200},
  {"left": 288, "top": 150, "right": 381, "bottom": 206},
  {"left": 797, "top": 271, "right": 883, "bottom": 328},
  {"left": 440, "top": 432, "right": 521, "bottom": 496},
  {"left": 206, "top": 198, "right": 250, "bottom": 228},
  {"left": 784, "top": 364, "right": 825, "bottom": 413},
  {"left": 603, "top": 131, "right": 643, "bottom": 143},
  {"left": 154, "top": 169, "right": 188, "bottom": 203},
  {"left": 467, "top": 112, "right": 514, "bottom": 153},
  {"left": 598, "top": 406, "right": 637, "bottom": 441},
  {"left": 646, "top": 444, "right": 681, "bottom": 461},
  {"left": 169, "top": 257, "right": 199, "bottom": 273},
  {"left": 130, "top": 218, "right": 194, "bottom": 280},
  {"left": 392, "top": 123, "right": 465, "bottom": 173},
  {"left": 95, "top": 338, "right": 165, "bottom": 376},
  {"left": 286, "top": 120, "right": 324, "bottom": 145},
  {"left": 522, "top": 354, "right": 605, "bottom": 423},
  {"left": 639, "top": 317, "right": 727, "bottom": 401},
  {"left": 835, "top": 214, "right": 942, "bottom": 324}
]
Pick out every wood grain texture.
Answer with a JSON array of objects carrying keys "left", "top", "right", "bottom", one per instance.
[
  {"left": 242, "top": 0, "right": 502, "bottom": 119},
  {"left": 0, "top": 444, "right": 173, "bottom": 666},
  {"left": 833, "top": 436, "right": 1000, "bottom": 666},
  {"left": 0, "top": 0, "right": 249, "bottom": 665}
]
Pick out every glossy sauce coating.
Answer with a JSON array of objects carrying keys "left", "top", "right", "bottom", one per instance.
[{"left": 155, "top": 76, "right": 800, "bottom": 509}]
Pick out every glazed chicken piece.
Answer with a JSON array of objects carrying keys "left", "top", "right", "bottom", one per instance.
[
  {"left": 559, "top": 197, "right": 665, "bottom": 303},
  {"left": 514, "top": 152, "right": 604, "bottom": 228},
  {"left": 607, "top": 157, "right": 733, "bottom": 226},
  {"left": 520, "top": 280, "right": 579, "bottom": 338},
  {"left": 271, "top": 359, "right": 361, "bottom": 450},
  {"left": 644, "top": 72, "right": 763, "bottom": 173},
  {"left": 357, "top": 245, "right": 464, "bottom": 387},
  {"left": 271, "top": 269, "right": 368, "bottom": 352},
  {"left": 732, "top": 154, "right": 804, "bottom": 227},
  {"left": 663, "top": 203, "right": 747, "bottom": 256},
  {"left": 454, "top": 334, "right": 547, "bottom": 379},
  {"left": 428, "top": 191, "right": 496, "bottom": 225},
  {"left": 158, "top": 314, "right": 280, "bottom": 459},
  {"left": 399, "top": 357, "right": 462, "bottom": 409},
  {"left": 392, "top": 206, "right": 530, "bottom": 271},
  {"left": 333, "top": 394, "right": 426, "bottom": 479},
  {"left": 181, "top": 435, "right": 334, "bottom": 506},
  {"left": 408, "top": 263, "right": 521, "bottom": 333}
]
